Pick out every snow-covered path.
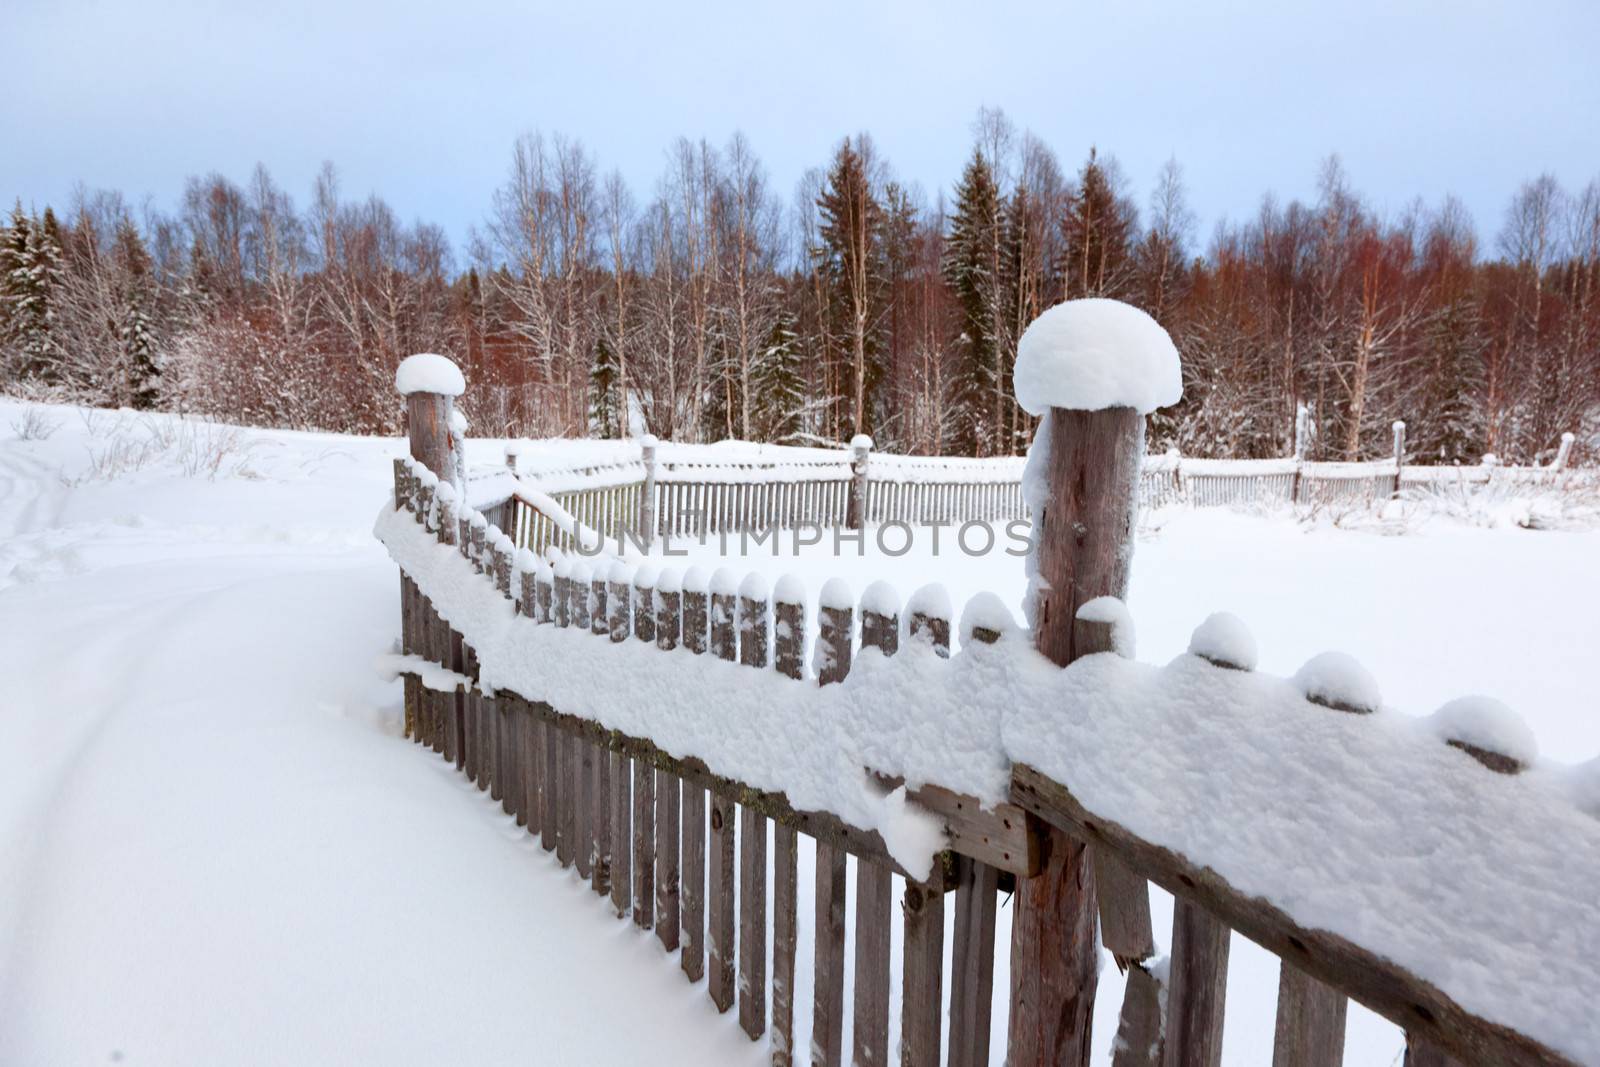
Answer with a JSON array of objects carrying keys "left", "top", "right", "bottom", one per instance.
[
  {"left": 0, "top": 405, "right": 767, "bottom": 1066},
  {"left": 3, "top": 399, "right": 1596, "bottom": 1065}
]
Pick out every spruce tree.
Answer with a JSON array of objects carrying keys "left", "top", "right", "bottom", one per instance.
[
  {"left": 1061, "top": 147, "right": 1137, "bottom": 300},
  {"left": 815, "top": 138, "right": 888, "bottom": 439},
  {"left": 942, "top": 149, "right": 1003, "bottom": 453},
  {"left": 752, "top": 310, "right": 805, "bottom": 442},
  {"left": 0, "top": 202, "right": 28, "bottom": 358},
  {"left": 8, "top": 205, "right": 64, "bottom": 382},
  {"left": 589, "top": 336, "right": 621, "bottom": 438},
  {"left": 115, "top": 218, "right": 160, "bottom": 409}
]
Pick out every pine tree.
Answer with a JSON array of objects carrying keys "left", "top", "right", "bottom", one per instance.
[
  {"left": 0, "top": 202, "right": 28, "bottom": 358},
  {"left": 5, "top": 204, "right": 65, "bottom": 382},
  {"left": 115, "top": 218, "right": 161, "bottom": 410},
  {"left": 589, "top": 336, "right": 621, "bottom": 438},
  {"left": 1060, "top": 147, "right": 1137, "bottom": 300},
  {"left": 752, "top": 310, "right": 805, "bottom": 442},
  {"left": 816, "top": 138, "right": 888, "bottom": 439},
  {"left": 942, "top": 149, "right": 1004, "bottom": 453}
]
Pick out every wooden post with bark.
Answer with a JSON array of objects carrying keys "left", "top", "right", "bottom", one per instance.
[{"left": 1009, "top": 406, "right": 1145, "bottom": 1066}]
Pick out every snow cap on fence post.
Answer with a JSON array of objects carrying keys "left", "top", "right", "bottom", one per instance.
[
  {"left": 1187, "top": 612, "right": 1258, "bottom": 671},
  {"left": 958, "top": 591, "right": 1014, "bottom": 646},
  {"left": 1294, "top": 651, "right": 1381, "bottom": 714},
  {"left": 906, "top": 583, "right": 952, "bottom": 656},
  {"left": 860, "top": 579, "right": 901, "bottom": 657},
  {"left": 1075, "top": 596, "right": 1134, "bottom": 658},
  {"left": 1426, "top": 696, "right": 1537, "bottom": 775},
  {"left": 738, "top": 572, "right": 770, "bottom": 668},
  {"left": 654, "top": 567, "right": 682, "bottom": 652},
  {"left": 815, "top": 578, "right": 855, "bottom": 685},
  {"left": 681, "top": 566, "right": 710, "bottom": 655},
  {"left": 396, "top": 353, "right": 465, "bottom": 491},
  {"left": 773, "top": 574, "right": 806, "bottom": 680},
  {"left": 1009, "top": 298, "right": 1179, "bottom": 1061}
]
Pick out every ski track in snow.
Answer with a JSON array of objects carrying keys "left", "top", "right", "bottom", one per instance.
[{"left": 3, "top": 398, "right": 1597, "bottom": 1065}]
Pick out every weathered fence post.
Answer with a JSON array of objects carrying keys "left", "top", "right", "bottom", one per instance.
[
  {"left": 1010, "top": 300, "right": 1177, "bottom": 1067},
  {"left": 812, "top": 578, "right": 854, "bottom": 1067},
  {"left": 639, "top": 434, "right": 659, "bottom": 551},
  {"left": 846, "top": 433, "right": 872, "bottom": 530},
  {"left": 1391, "top": 420, "right": 1406, "bottom": 498},
  {"left": 397, "top": 353, "right": 464, "bottom": 491},
  {"left": 854, "top": 582, "right": 900, "bottom": 1067},
  {"left": 1292, "top": 403, "right": 1309, "bottom": 503},
  {"left": 1554, "top": 431, "right": 1575, "bottom": 471}
]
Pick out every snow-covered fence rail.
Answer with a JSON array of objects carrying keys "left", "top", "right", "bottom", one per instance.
[{"left": 388, "top": 343, "right": 1599, "bottom": 1067}]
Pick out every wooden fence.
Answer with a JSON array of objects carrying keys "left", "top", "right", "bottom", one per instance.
[
  {"left": 389, "top": 372, "right": 1593, "bottom": 1067},
  {"left": 483, "top": 424, "right": 1585, "bottom": 557}
]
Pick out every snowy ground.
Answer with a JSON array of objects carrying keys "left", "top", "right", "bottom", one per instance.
[{"left": 2, "top": 400, "right": 1595, "bottom": 1066}]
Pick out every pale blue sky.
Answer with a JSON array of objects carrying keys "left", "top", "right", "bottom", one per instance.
[{"left": 6, "top": 0, "right": 1598, "bottom": 258}]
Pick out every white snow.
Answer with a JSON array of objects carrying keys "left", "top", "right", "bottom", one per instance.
[
  {"left": 1293, "top": 650, "right": 1382, "bottom": 713},
  {"left": 958, "top": 591, "right": 1018, "bottom": 642},
  {"left": 818, "top": 576, "right": 854, "bottom": 611},
  {"left": 1012, "top": 299, "right": 1183, "bottom": 416},
  {"left": 655, "top": 566, "right": 683, "bottom": 595},
  {"left": 1076, "top": 595, "right": 1135, "bottom": 658},
  {"left": 1187, "top": 612, "right": 1259, "bottom": 671},
  {"left": 633, "top": 563, "right": 659, "bottom": 589},
  {"left": 710, "top": 566, "right": 739, "bottom": 597},
  {"left": 773, "top": 572, "right": 806, "bottom": 606},
  {"left": 738, "top": 571, "right": 770, "bottom": 601},
  {"left": 394, "top": 352, "right": 467, "bottom": 397},
  {"left": 1426, "top": 696, "right": 1538, "bottom": 767},
  {"left": 849, "top": 434, "right": 874, "bottom": 453},
  {"left": 681, "top": 565, "right": 709, "bottom": 594},
  {"left": 7, "top": 398, "right": 1600, "bottom": 1067},
  {"left": 859, "top": 579, "right": 901, "bottom": 619},
  {"left": 905, "top": 582, "right": 952, "bottom": 621}
]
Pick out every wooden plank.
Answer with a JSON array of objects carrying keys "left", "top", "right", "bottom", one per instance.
[
  {"left": 681, "top": 781, "right": 706, "bottom": 981},
  {"left": 772, "top": 824, "right": 798, "bottom": 1067},
  {"left": 633, "top": 758, "right": 654, "bottom": 930},
  {"left": 875, "top": 775, "right": 1038, "bottom": 878},
  {"left": 523, "top": 709, "right": 542, "bottom": 837},
  {"left": 1110, "top": 961, "right": 1166, "bottom": 1067},
  {"left": 591, "top": 729, "right": 611, "bottom": 895},
  {"left": 708, "top": 794, "right": 736, "bottom": 1012},
  {"left": 1405, "top": 1038, "right": 1467, "bottom": 1066},
  {"left": 575, "top": 733, "right": 592, "bottom": 879},
  {"left": 738, "top": 805, "right": 767, "bottom": 1040},
  {"left": 1273, "top": 960, "right": 1347, "bottom": 1067},
  {"left": 948, "top": 855, "right": 999, "bottom": 1067},
  {"left": 1096, "top": 847, "right": 1155, "bottom": 966},
  {"left": 1009, "top": 763, "right": 1572, "bottom": 1066},
  {"left": 812, "top": 842, "right": 848, "bottom": 1067},
  {"left": 852, "top": 857, "right": 893, "bottom": 1067},
  {"left": 1166, "top": 897, "right": 1230, "bottom": 1067},
  {"left": 555, "top": 730, "right": 574, "bottom": 868},
  {"left": 901, "top": 878, "right": 945, "bottom": 1067},
  {"left": 610, "top": 751, "right": 631, "bottom": 919},
  {"left": 655, "top": 769, "right": 680, "bottom": 950},
  {"left": 541, "top": 698, "right": 559, "bottom": 854}
]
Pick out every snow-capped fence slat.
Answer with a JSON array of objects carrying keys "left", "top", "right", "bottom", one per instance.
[
  {"left": 391, "top": 369, "right": 1591, "bottom": 1067},
  {"left": 852, "top": 591, "right": 899, "bottom": 1067}
]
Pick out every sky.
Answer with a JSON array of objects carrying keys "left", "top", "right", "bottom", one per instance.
[{"left": 5, "top": 0, "right": 1599, "bottom": 262}]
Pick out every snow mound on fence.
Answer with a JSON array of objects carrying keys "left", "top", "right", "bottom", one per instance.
[
  {"left": 1013, "top": 299, "right": 1182, "bottom": 415},
  {"left": 394, "top": 353, "right": 466, "bottom": 397}
]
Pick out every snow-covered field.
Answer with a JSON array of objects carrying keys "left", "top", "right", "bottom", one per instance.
[{"left": 3, "top": 399, "right": 1595, "bottom": 1066}]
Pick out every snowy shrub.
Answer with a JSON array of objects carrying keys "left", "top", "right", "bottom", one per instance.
[{"left": 9, "top": 407, "right": 59, "bottom": 440}]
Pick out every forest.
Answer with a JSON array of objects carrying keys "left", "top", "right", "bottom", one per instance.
[{"left": 3, "top": 108, "right": 1597, "bottom": 464}]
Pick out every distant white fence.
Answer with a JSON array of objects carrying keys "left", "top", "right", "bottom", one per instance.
[{"left": 473, "top": 434, "right": 1587, "bottom": 556}]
